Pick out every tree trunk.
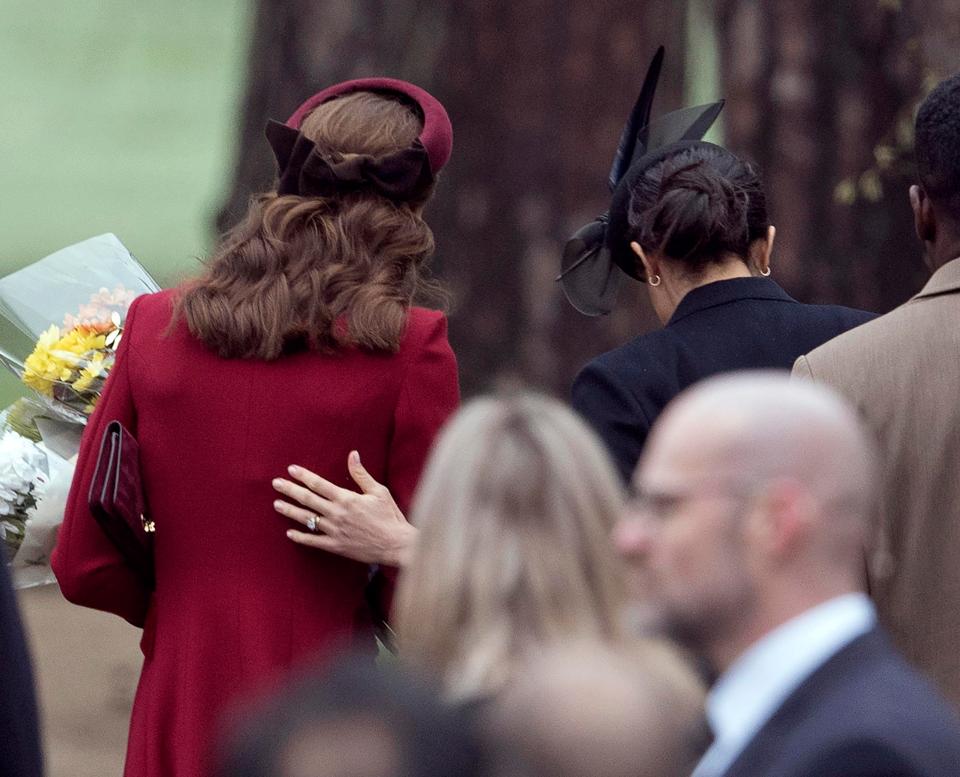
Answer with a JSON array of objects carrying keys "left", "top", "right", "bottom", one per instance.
[{"left": 716, "top": 0, "right": 956, "bottom": 314}]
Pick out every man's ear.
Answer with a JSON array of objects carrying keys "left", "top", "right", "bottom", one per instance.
[
  {"left": 910, "top": 184, "right": 936, "bottom": 244},
  {"left": 630, "top": 241, "right": 658, "bottom": 282},
  {"left": 749, "top": 479, "right": 812, "bottom": 562}
]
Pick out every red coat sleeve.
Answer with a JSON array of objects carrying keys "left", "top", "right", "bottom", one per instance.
[
  {"left": 374, "top": 312, "right": 458, "bottom": 613},
  {"left": 51, "top": 294, "right": 151, "bottom": 627},
  {"left": 386, "top": 311, "right": 460, "bottom": 515}
]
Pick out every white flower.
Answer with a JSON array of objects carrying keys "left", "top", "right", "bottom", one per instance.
[{"left": 0, "top": 431, "right": 47, "bottom": 516}]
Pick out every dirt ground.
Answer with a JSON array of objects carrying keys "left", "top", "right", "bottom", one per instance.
[{"left": 17, "top": 584, "right": 141, "bottom": 777}]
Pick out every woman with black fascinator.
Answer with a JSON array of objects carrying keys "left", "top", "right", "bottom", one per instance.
[{"left": 560, "top": 50, "right": 875, "bottom": 482}]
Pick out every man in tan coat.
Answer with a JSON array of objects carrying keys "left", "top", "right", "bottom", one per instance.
[{"left": 793, "top": 73, "right": 960, "bottom": 706}]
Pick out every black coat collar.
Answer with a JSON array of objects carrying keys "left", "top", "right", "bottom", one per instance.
[{"left": 667, "top": 278, "right": 796, "bottom": 327}]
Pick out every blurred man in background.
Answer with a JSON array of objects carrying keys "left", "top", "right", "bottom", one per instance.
[
  {"left": 616, "top": 374, "right": 960, "bottom": 777},
  {"left": 793, "top": 72, "right": 960, "bottom": 707}
]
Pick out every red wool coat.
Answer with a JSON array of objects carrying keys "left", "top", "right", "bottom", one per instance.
[{"left": 51, "top": 290, "right": 459, "bottom": 777}]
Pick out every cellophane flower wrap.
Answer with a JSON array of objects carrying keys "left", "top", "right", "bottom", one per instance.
[
  {"left": 0, "top": 233, "right": 160, "bottom": 424},
  {"left": 0, "top": 234, "right": 160, "bottom": 586}
]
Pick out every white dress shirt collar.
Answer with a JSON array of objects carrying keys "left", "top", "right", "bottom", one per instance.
[{"left": 693, "top": 592, "right": 876, "bottom": 777}]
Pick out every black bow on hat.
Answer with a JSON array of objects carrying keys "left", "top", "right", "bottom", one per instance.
[
  {"left": 265, "top": 120, "right": 434, "bottom": 201},
  {"left": 557, "top": 47, "right": 725, "bottom": 316}
]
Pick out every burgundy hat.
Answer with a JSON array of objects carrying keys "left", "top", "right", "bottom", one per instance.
[{"left": 285, "top": 77, "right": 453, "bottom": 175}]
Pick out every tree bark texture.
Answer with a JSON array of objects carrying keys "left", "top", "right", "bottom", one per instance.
[{"left": 717, "top": 0, "right": 959, "bottom": 313}]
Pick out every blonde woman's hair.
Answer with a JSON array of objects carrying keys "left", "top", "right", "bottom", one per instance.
[{"left": 394, "top": 393, "right": 628, "bottom": 701}]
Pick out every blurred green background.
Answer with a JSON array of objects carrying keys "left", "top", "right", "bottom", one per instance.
[{"left": 0, "top": 0, "right": 252, "bottom": 405}]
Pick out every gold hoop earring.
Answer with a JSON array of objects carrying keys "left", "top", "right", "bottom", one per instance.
[
  {"left": 760, "top": 267, "right": 771, "bottom": 277},
  {"left": 648, "top": 274, "right": 662, "bottom": 287}
]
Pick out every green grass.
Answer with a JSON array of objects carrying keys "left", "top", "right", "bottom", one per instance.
[{"left": 0, "top": 0, "right": 253, "bottom": 406}]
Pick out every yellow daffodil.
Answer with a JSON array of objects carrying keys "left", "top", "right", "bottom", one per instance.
[
  {"left": 23, "top": 326, "right": 66, "bottom": 396},
  {"left": 72, "top": 351, "right": 107, "bottom": 393},
  {"left": 22, "top": 323, "right": 114, "bottom": 402}
]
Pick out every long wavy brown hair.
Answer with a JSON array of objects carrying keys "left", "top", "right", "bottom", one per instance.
[{"left": 175, "top": 91, "right": 443, "bottom": 359}]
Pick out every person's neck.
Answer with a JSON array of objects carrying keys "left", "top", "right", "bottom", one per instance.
[
  {"left": 687, "top": 258, "right": 756, "bottom": 289},
  {"left": 656, "top": 258, "right": 753, "bottom": 324},
  {"left": 929, "top": 238, "right": 960, "bottom": 271},
  {"left": 706, "top": 583, "right": 858, "bottom": 676},
  {"left": 925, "top": 204, "right": 960, "bottom": 271}
]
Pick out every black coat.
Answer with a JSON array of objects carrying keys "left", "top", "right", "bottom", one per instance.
[
  {"left": 0, "top": 560, "right": 43, "bottom": 777},
  {"left": 572, "top": 277, "right": 875, "bottom": 482},
  {"left": 721, "top": 628, "right": 960, "bottom": 777}
]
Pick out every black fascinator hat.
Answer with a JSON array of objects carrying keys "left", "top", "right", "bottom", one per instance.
[{"left": 557, "top": 48, "right": 725, "bottom": 316}]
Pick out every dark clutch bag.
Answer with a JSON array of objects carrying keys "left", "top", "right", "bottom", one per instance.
[{"left": 88, "top": 420, "right": 155, "bottom": 588}]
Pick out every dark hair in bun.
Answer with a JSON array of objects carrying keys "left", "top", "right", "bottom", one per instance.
[{"left": 626, "top": 144, "right": 769, "bottom": 272}]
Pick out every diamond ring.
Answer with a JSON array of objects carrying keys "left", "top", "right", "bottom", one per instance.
[{"left": 307, "top": 514, "right": 320, "bottom": 532}]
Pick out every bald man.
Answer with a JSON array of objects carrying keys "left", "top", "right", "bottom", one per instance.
[{"left": 615, "top": 374, "right": 960, "bottom": 777}]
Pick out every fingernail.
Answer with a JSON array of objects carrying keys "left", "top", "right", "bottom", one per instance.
[
  {"left": 272, "top": 478, "right": 282, "bottom": 488},
  {"left": 288, "top": 465, "right": 301, "bottom": 476},
  {"left": 349, "top": 451, "right": 360, "bottom": 464},
  {"left": 286, "top": 530, "right": 296, "bottom": 538},
  {"left": 273, "top": 500, "right": 283, "bottom": 510}
]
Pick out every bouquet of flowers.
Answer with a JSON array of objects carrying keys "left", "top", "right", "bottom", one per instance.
[
  {"left": 0, "top": 234, "right": 160, "bottom": 423},
  {"left": 20, "top": 307, "right": 125, "bottom": 419},
  {"left": 0, "top": 234, "right": 160, "bottom": 586}
]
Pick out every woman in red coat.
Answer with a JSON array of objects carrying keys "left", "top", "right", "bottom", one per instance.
[{"left": 52, "top": 78, "right": 459, "bottom": 777}]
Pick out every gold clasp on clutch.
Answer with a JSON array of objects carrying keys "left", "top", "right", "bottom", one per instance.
[{"left": 141, "top": 514, "right": 156, "bottom": 534}]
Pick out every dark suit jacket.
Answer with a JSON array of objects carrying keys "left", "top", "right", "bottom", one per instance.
[
  {"left": 721, "top": 628, "right": 960, "bottom": 777},
  {"left": 572, "top": 277, "right": 874, "bottom": 481},
  {"left": 0, "top": 559, "right": 43, "bottom": 777}
]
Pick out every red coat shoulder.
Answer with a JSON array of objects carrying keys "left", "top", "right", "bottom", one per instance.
[
  {"left": 398, "top": 307, "right": 452, "bottom": 364},
  {"left": 117, "top": 289, "right": 178, "bottom": 355},
  {"left": 128, "top": 288, "right": 175, "bottom": 326},
  {"left": 404, "top": 306, "right": 447, "bottom": 338}
]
